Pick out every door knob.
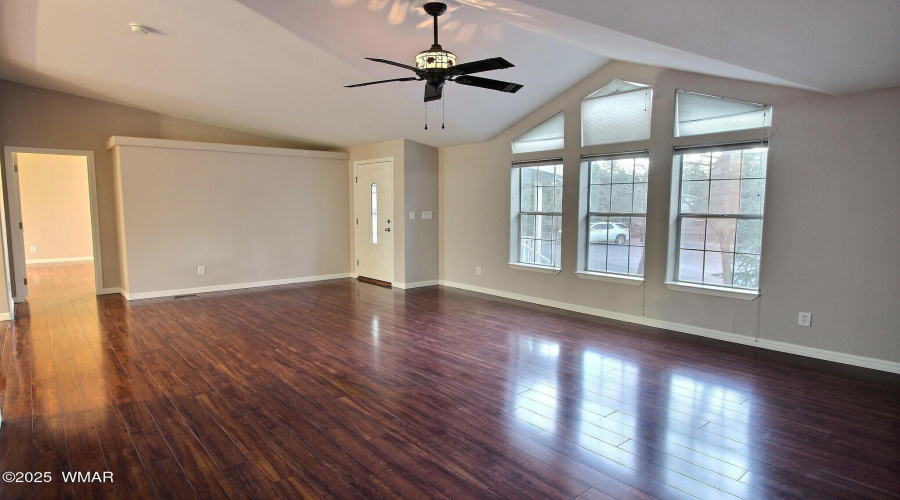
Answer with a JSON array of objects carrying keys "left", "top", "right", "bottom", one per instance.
[{"left": 385, "top": 228, "right": 391, "bottom": 232}]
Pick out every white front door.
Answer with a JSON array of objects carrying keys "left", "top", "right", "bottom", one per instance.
[{"left": 356, "top": 160, "right": 393, "bottom": 283}]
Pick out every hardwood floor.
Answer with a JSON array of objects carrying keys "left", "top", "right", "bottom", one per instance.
[{"left": 1, "top": 262, "right": 898, "bottom": 499}]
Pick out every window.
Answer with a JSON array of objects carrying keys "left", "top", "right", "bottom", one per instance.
[
  {"left": 511, "top": 112, "right": 564, "bottom": 154},
  {"left": 673, "top": 144, "right": 768, "bottom": 290},
  {"left": 675, "top": 91, "right": 772, "bottom": 137},
  {"left": 582, "top": 80, "right": 652, "bottom": 146},
  {"left": 511, "top": 161, "right": 563, "bottom": 269},
  {"left": 583, "top": 154, "right": 648, "bottom": 277},
  {"left": 370, "top": 183, "right": 378, "bottom": 244}
]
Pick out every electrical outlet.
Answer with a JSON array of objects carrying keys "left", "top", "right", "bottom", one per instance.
[
  {"left": 198, "top": 266, "right": 206, "bottom": 275},
  {"left": 410, "top": 211, "right": 416, "bottom": 220},
  {"left": 29, "top": 246, "right": 36, "bottom": 252},
  {"left": 798, "top": 312, "right": 811, "bottom": 327},
  {"left": 476, "top": 266, "right": 482, "bottom": 276}
]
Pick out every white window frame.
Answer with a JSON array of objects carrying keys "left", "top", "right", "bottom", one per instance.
[
  {"left": 576, "top": 151, "right": 649, "bottom": 285},
  {"left": 665, "top": 141, "right": 769, "bottom": 300},
  {"left": 509, "top": 159, "right": 564, "bottom": 274}
]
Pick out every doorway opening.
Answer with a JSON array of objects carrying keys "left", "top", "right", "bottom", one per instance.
[{"left": 3, "top": 147, "right": 103, "bottom": 314}]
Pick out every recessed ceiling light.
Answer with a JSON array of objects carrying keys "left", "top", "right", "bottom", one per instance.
[{"left": 129, "top": 23, "right": 152, "bottom": 34}]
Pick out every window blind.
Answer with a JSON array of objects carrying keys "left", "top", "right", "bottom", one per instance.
[
  {"left": 675, "top": 91, "right": 772, "bottom": 137},
  {"left": 511, "top": 112, "right": 565, "bottom": 154},
  {"left": 582, "top": 82, "right": 652, "bottom": 146}
]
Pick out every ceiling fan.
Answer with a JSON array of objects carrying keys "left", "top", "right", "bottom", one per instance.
[{"left": 345, "top": 2, "right": 523, "bottom": 103}]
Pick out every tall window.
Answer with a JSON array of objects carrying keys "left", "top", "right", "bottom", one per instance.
[
  {"left": 576, "top": 79, "right": 653, "bottom": 282},
  {"left": 370, "top": 183, "right": 378, "bottom": 244},
  {"left": 584, "top": 154, "right": 648, "bottom": 276},
  {"left": 674, "top": 145, "right": 767, "bottom": 289},
  {"left": 513, "top": 162, "right": 563, "bottom": 268}
]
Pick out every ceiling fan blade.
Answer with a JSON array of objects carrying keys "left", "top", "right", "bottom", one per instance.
[
  {"left": 424, "top": 83, "right": 443, "bottom": 102},
  {"left": 453, "top": 75, "right": 523, "bottom": 93},
  {"left": 365, "top": 57, "right": 421, "bottom": 74},
  {"left": 345, "top": 77, "right": 420, "bottom": 88},
  {"left": 449, "top": 57, "right": 514, "bottom": 75}
]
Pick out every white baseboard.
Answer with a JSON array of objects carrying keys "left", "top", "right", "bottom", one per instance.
[
  {"left": 0, "top": 312, "right": 10, "bottom": 321},
  {"left": 440, "top": 280, "right": 900, "bottom": 374},
  {"left": 97, "top": 287, "right": 123, "bottom": 296},
  {"left": 124, "top": 273, "right": 351, "bottom": 301},
  {"left": 394, "top": 280, "right": 440, "bottom": 289},
  {"left": 753, "top": 338, "right": 900, "bottom": 374},
  {"left": 26, "top": 256, "right": 93, "bottom": 264}
]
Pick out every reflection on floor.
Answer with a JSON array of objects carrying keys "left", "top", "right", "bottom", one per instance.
[{"left": 0, "top": 263, "right": 897, "bottom": 499}]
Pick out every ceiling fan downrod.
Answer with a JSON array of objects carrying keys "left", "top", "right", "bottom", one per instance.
[{"left": 423, "top": 2, "right": 448, "bottom": 49}]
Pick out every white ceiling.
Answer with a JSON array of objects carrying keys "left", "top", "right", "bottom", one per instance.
[{"left": 1, "top": 0, "right": 897, "bottom": 149}]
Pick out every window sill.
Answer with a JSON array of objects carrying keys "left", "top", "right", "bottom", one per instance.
[
  {"left": 664, "top": 281, "right": 759, "bottom": 300},
  {"left": 575, "top": 271, "right": 643, "bottom": 286},
  {"left": 508, "top": 263, "right": 561, "bottom": 275}
]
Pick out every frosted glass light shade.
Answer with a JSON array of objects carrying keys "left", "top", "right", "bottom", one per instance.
[{"left": 416, "top": 50, "right": 456, "bottom": 70}]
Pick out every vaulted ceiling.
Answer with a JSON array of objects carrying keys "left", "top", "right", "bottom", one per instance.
[{"left": 1, "top": 0, "right": 897, "bottom": 149}]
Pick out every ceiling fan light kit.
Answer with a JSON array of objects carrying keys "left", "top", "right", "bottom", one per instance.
[
  {"left": 416, "top": 1, "right": 457, "bottom": 71},
  {"left": 415, "top": 49, "right": 456, "bottom": 71},
  {"left": 346, "top": 2, "right": 523, "bottom": 105}
]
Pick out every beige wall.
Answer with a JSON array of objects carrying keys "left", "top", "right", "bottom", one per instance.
[
  {"left": 441, "top": 61, "right": 900, "bottom": 367},
  {"left": 403, "top": 140, "right": 439, "bottom": 285},
  {"left": 111, "top": 146, "right": 129, "bottom": 294},
  {"left": 0, "top": 79, "right": 314, "bottom": 298},
  {"left": 111, "top": 138, "right": 350, "bottom": 297},
  {"left": 3, "top": 69, "right": 895, "bottom": 370},
  {"left": 348, "top": 139, "right": 439, "bottom": 287},
  {"left": 18, "top": 153, "right": 93, "bottom": 262}
]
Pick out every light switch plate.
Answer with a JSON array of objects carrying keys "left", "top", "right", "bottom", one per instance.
[
  {"left": 421, "top": 211, "right": 433, "bottom": 220},
  {"left": 410, "top": 211, "right": 416, "bottom": 220}
]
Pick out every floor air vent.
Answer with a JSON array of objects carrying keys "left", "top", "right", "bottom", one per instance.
[{"left": 172, "top": 294, "right": 199, "bottom": 299}]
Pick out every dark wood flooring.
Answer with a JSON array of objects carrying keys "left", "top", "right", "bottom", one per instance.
[{"left": 1, "top": 262, "right": 898, "bottom": 499}]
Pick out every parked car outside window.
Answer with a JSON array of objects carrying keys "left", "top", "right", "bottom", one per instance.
[{"left": 589, "top": 222, "right": 630, "bottom": 244}]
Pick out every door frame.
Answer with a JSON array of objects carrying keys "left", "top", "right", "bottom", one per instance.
[
  {"left": 353, "top": 157, "right": 394, "bottom": 284},
  {"left": 0, "top": 155, "right": 14, "bottom": 319},
  {"left": 3, "top": 147, "right": 104, "bottom": 302}
]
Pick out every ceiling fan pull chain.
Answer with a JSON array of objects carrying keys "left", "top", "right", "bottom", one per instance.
[
  {"left": 442, "top": 90, "right": 446, "bottom": 129},
  {"left": 425, "top": 102, "right": 428, "bottom": 130}
]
